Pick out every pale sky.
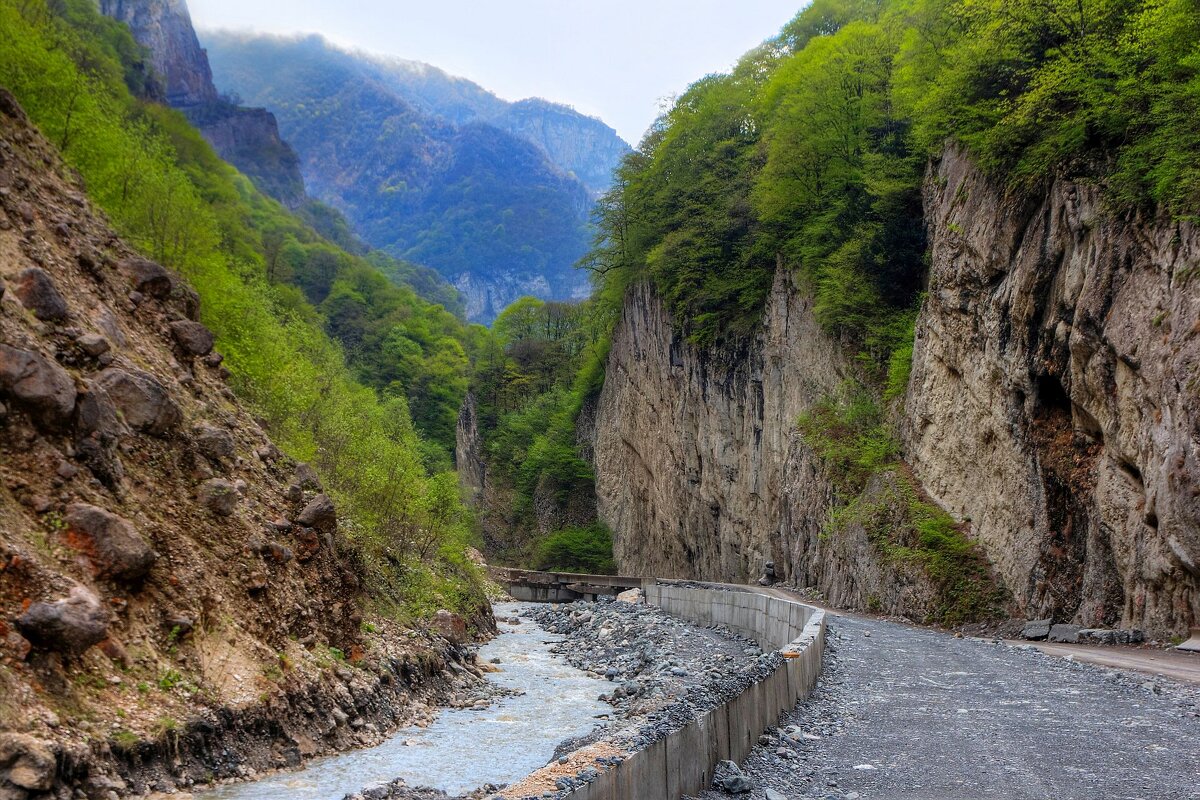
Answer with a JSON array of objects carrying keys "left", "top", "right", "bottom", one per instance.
[{"left": 188, "top": 0, "right": 807, "bottom": 145}]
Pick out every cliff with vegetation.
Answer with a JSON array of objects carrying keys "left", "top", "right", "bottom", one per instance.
[
  {"left": 99, "top": 0, "right": 307, "bottom": 208},
  {"left": 582, "top": 0, "right": 1200, "bottom": 635}
]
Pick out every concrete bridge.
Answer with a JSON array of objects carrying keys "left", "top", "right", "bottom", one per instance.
[{"left": 488, "top": 566, "right": 648, "bottom": 602}]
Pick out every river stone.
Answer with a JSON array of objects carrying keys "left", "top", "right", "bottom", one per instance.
[
  {"left": 169, "top": 320, "right": 214, "bottom": 356},
  {"left": 199, "top": 478, "right": 240, "bottom": 516},
  {"left": 1022, "top": 618, "right": 1053, "bottom": 640},
  {"left": 0, "top": 344, "right": 77, "bottom": 428},
  {"left": 63, "top": 503, "right": 156, "bottom": 582},
  {"left": 15, "top": 586, "right": 109, "bottom": 654},
  {"left": 12, "top": 267, "right": 69, "bottom": 321},
  {"left": 0, "top": 732, "right": 56, "bottom": 791},
  {"left": 95, "top": 367, "right": 182, "bottom": 435},
  {"left": 296, "top": 494, "right": 336, "bottom": 532}
]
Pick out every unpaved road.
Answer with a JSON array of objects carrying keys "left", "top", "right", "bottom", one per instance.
[{"left": 696, "top": 613, "right": 1200, "bottom": 800}]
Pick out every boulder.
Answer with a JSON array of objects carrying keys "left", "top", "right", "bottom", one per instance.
[
  {"left": 0, "top": 344, "right": 77, "bottom": 427},
  {"left": 75, "top": 333, "right": 110, "bottom": 357},
  {"left": 432, "top": 610, "right": 467, "bottom": 643},
  {"left": 616, "top": 588, "right": 643, "bottom": 604},
  {"left": 1078, "top": 628, "right": 1146, "bottom": 645},
  {"left": 15, "top": 586, "right": 108, "bottom": 654},
  {"left": 12, "top": 267, "right": 69, "bottom": 321},
  {"left": 63, "top": 503, "right": 156, "bottom": 582},
  {"left": 0, "top": 732, "right": 56, "bottom": 791},
  {"left": 95, "top": 367, "right": 182, "bottom": 435},
  {"left": 75, "top": 380, "right": 127, "bottom": 439},
  {"left": 1048, "top": 624, "right": 1082, "bottom": 643},
  {"left": 168, "top": 320, "right": 214, "bottom": 356},
  {"left": 198, "top": 478, "right": 239, "bottom": 516},
  {"left": 296, "top": 494, "right": 336, "bottom": 533},
  {"left": 121, "top": 257, "right": 172, "bottom": 298},
  {"left": 193, "top": 424, "right": 235, "bottom": 462},
  {"left": 295, "top": 462, "right": 323, "bottom": 491},
  {"left": 1021, "top": 618, "right": 1053, "bottom": 641}
]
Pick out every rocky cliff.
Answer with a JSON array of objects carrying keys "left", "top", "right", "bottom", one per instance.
[
  {"left": 99, "top": 0, "right": 306, "bottom": 207},
  {"left": 594, "top": 149, "right": 1200, "bottom": 636},
  {"left": 0, "top": 92, "right": 474, "bottom": 797},
  {"left": 593, "top": 271, "right": 848, "bottom": 582},
  {"left": 904, "top": 146, "right": 1200, "bottom": 635}
]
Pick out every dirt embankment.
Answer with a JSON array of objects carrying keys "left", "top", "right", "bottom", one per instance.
[{"left": 0, "top": 89, "right": 491, "bottom": 799}]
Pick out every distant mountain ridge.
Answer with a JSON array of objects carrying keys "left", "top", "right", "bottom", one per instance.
[
  {"left": 347, "top": 49, "right": 630, "bottom": 195},
  {"left": 202, "top": 32, "right": 626, "bottom": 322}
]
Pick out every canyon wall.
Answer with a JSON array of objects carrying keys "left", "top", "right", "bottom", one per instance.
[
  {"left": 904, "top": 146, "right": 1200, "bottom": 634},
  {"left": 594, "top": 149, "right": 1200, "bottom": 635},
  {"left": 593, "top": 270, "right": 848, "bottom": 583}
]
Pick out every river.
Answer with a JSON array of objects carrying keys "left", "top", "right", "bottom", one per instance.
[{"left": 199, "top": 602, "right": 608, "bottom": 799}]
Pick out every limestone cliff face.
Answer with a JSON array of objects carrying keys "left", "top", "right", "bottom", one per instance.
[
  {"left": 99, "top": 0, "right": 306, "bottom": 206},
  {"left": 593, "top": 271, "right": 848, "bottom": 583},
  {"left": 904, "top": 146, "right": 1200, "bottom": 633},
  {"left": 594, "top": 147, "right": 1199, "bottom": 635}
]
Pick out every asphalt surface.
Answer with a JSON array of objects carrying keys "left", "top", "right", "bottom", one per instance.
[{"left": 694, "top": 613, "right": 1200, "bottom": 800}]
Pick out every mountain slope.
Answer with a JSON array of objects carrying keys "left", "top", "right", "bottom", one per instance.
[{"left": 201, "top": 33, "right": 607, "bottom": 323}]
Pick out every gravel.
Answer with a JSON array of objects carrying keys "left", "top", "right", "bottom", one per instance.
[{"left": 692, "top": 613, "right": 1200, "bottom": 800}]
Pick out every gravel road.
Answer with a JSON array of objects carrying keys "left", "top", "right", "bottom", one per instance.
[{"left": 695, "top": 613, "right": 1200, "bottom": 800}]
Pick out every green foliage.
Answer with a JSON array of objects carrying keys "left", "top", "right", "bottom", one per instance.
[
  {"left": 534, "top": 525, "right": 617, "bottom": 575},
  {"left": 0, "top": 0, "right": 485, "bottom": 620},
  {"left": 588, "top": 0, "right": 1200, "bottom": 366},
  {"left": 798, "top": 388, "right": 899, "bottom": 495},
  {"left": 468, "top": 295, "right": 614, "bottom": 564}
]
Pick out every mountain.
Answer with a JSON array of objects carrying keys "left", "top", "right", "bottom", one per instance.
[
  {"left": 98, "top": 0, "right": 307, "bottom": 207},
  {"left": 202, "top": 33, "right": 623, "bottom": 323},
  {"left": 350, "top": 57, "right": 630, "bottom": 196}
]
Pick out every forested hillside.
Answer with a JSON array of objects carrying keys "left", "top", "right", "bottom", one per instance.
[
  {"left": 201, "top": 33, "right": 606, "bottom": 323},
  {"left": 0, "top": 0, "right": 486, "bottom": 612}
]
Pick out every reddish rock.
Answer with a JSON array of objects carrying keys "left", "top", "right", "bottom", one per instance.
[
  {"left": 432, "top": 609, "right": 467, "bottom": 643},
  {"left": 62, "top": 503, "right": 156, "bottom": 582},
  {"left": 12, "top": 267, "right": 69, "bottom": 321}
]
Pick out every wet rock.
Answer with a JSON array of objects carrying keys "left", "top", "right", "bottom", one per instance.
[
  {"left": 198, "top": 478, "right": 240, "bottom": 516},
  {"left": 15, "top": 586, "right": 109, "bottom": 654},
  {"left": 63, "top": 503, "right": 156, "bottom": 582},
  {"left": 121, "top": 257, "right": 172, "bottom": 298},
  {"left": 0, "top": 732, "right": 56, "bottom": 791},
  {"left": 12, "top": 267, "right": 69, "bottom": 321},
  {"left": 95, "top": 367, "right": 182, "bottom": 435},
  {"left": 296, "top": 494, "right": 336, "bottom": 533},
  {"left": 0, "top": 344, "right": 77, "bottom": 427},
  {"left": 75, "top": 333, "right": 110, "bottom": 357},
  {"left": 193, "top": 424, "right": 235, "bottom": 462},
  {"left": 168, "top": 320, "right": 214, "bottom": 356},
  {"left": 1021, "top": 619, "right": 1053, "bottom": 641}
]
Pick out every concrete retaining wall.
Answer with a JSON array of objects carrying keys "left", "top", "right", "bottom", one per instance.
[{"left": 563, "top": 582, "right": 825, "bottom": 800}]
